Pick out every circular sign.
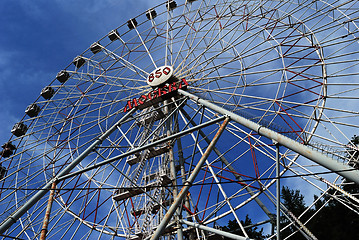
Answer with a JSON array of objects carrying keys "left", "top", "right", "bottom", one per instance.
[{"left": 146, "top": 65, "right": 173, "bottom": 87}]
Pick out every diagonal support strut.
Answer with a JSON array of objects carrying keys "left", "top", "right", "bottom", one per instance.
[
  {"left": 0, "top": 109, "right": 137, "bottom": 234},
  {"left": 150, "top": 117, "right": 230, "bottom": 240},
  {"left": 178, "top": 89, "right": 359, "bottom": 185}
]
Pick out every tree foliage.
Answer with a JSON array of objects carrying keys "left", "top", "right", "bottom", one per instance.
[
  {"left": 221, "top": 215, "right": 267, "bottom": 240},
  {"left": 280, "top": 186, "right": 359, "bottom": 240},
  {"left": 219, "top": 184, "right": 359, "bottom": 239},
  {"left": 347, "top": 135, "right": 359, "bottom": 169},
  {"left": 280, "top": 186, "right": 310, "bottom": 239},
  {"left": 220, "top": 133, "right": 359, "bottom": 239}
]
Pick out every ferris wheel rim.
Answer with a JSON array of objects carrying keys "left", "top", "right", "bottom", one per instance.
[{"left": 1, "top": 1, "right": 359, "bottom": 239}]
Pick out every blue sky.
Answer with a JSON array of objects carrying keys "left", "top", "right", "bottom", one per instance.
[
  {"left": 1, "top": 1, "right": 358, "bottom": 237},
  {"left": 0, "top": 0, "right": 165, "bottom": 148}
]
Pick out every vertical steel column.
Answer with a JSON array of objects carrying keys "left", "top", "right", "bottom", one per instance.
[
  {"left": 275, "top": 142, "right": 281, "bottom": 240},
  {"left": 179, "top": 108, "right": 274, "bottom": 219},
  {"left": 175, "top": 119, "right": 195, "bottom": 240},
  {"left": 39, "top": 182, "right": 56, "bottom": 240},
  {"left": 165, "top": 100, "right": 184, "bottom": 240},
  {"left": 178, "top": 89, "right": 359, "bottom": 185},
  {"left": 0, "top": 108, "right": 136, "bottom": 234},
  {"left": 169, "top": 145, "right": 184, "bottom": 240},
  {"left": 150, "top": 117, "right": 230, "bottom": 240}
]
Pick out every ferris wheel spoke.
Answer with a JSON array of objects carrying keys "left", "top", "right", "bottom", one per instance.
[
  {"left": 174, "top": 7, "right": 240, "bottom": 75},
  {"left": 172, "top": 0, "right": 205, "bottom": 69},
  {"left": 3, "top": 1, "right": 359, "bottom": 239},
  {"left": 178, "top": 105, "right": 276, "bottom": 218},
  {"left": 164, "top": 1, "right": 172, "bottom": 66},
  {"left": 101, "top": 47, "right": 149, "bottom": 79}
]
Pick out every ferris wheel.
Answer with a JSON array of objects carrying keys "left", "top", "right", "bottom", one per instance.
[{"left": 1, "top": 0, "right": 359, "bottom": 239}]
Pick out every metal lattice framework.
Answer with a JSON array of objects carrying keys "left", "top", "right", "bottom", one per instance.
[{"left": 1, "top": 0, "right": 359, "bottom": 239}]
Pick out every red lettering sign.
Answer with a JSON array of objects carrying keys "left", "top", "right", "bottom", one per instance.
[
  {"left": 148, "top": 73, "right": 154, "bottom": 82},
  {"left": 123, "top": 78, "right": 188, "bottom": 112},
  {"left": 123, "top": 98, "right": 138, "bottom": 113},
  {"left": 155, "top": 69, "right": 162, "bottom": 78},
  {"left": 163, "top": 67, "right": 171, "bottom": 75}
]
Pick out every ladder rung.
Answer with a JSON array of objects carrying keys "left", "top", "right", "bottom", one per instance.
[
  {"left": 138, "top": 109, "right": 166, "bottom": 125},
  {"left": 113, "top": 176, "right": 173, "bottom": 201},
  {"left": 131, "top": 199, "right": 173, "bottom": 216},
  {"left": 126, "top": 146, "right": 170, "bottom": 166}
]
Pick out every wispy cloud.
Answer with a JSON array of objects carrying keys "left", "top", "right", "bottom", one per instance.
[{"left": 0, "top": 0, "right": 163, "bottom": 145}]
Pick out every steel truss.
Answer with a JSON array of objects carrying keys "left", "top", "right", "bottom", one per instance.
[{"left": 1, "top": 1, "right": 359, "bottom": 240}]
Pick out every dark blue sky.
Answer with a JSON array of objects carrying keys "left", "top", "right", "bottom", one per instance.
[{"left": 0, "top": 0, "right": 164, "bottom": 146}]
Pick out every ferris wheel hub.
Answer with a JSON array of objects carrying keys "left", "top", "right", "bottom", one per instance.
[{"left": 146, "top": 65, "right": 174, "bottom": 87}]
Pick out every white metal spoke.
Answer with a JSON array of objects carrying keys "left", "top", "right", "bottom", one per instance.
[{"left": 2, "top": 1, "right": 359, "bottom": 239}]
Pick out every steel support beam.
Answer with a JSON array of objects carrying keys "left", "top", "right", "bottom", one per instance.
[
  {"left": 150, "top": 117, "right": 230, "bottom": 240},
  {"left": 180, "top": 219, "right": 252, "bottom": 240},
  {"left": 179, "top": 108, "right": 274, "bottom": 219},
  {"left": 178, "top": 89, "right": 359, "bottom": 185},
  {"left": 275, "top": 143, "right": 281, "bottom": 240},
  {"left": 165, "top": 100, "right": 184, "bottom": 240},
  {"left": 39, "top": 182, "right": 56, "bottom": 240},
  {"left": 0, "top": 109, "right": 226, "bottom": 235},
  {"left": 57, "top": 116, "right": 225, "bottom": 182},
  {"left": 0, "top": 108, "right": 137, "bottom": 234}
]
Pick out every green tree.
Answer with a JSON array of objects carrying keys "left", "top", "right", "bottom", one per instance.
[
  {"left": 306, "top": 135, "right": 359, "bottom": 239},
  {"left": 219, "top": 182, "right": 359, "bottom": 239},
  {"left": 346, "top": 135, "right": 359, "bottom": 169},
  {"left": 344, "top": 135, "right": 359, "bottom": 194},
  {"left": 309, "top": 189, "right": 359, "bottom": 239},
  {"left": 280, "top": 185, "right": 359, "bottom": 239},
  {"left": 280, "top": 186, "right": 312, "bottom": 239},
  {"left": 281, "top": 186, "right": 307, "bottom": 217},
  {"left": 221, "top": 215, "right": 267, "bottom": 240}
]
